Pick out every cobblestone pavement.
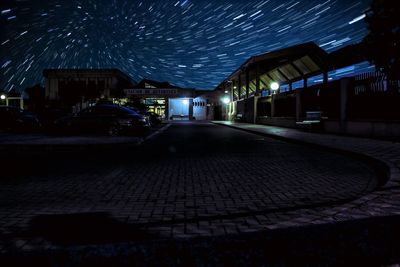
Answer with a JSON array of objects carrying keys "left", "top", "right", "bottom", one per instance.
[
  {"left": 211, "top": 122, "right": 400, "bottom": 230},
  {"left": 0, "top": 121, "right": 384, "bottom": 252}
]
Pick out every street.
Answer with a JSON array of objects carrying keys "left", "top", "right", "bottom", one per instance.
[
  {"left": 1, "top": 121, "right": 379, "bottom": 235},
  {"left": 1, "top": 121, "right": 399, "bottom": 266}
]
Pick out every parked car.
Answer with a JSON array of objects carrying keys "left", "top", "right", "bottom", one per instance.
[
  {"left": 124, "top": 106, "right": 152, "bottom": 126},
  {"left": 0, "top": 106, "right": 41, "bottom": 132},
  {"left": 146, "top": 112, "right": 162, "bottom": 125},
  {"left": 37, "top": 107, "right": 71, "bottom": 130},
  {"left": 124, "top": 106, "right": 162, "bottom": 126},
  {"left": 54, "top": 104, "right": 150, "bottom": 136}
]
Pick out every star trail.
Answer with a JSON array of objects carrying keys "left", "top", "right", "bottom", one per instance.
[{"left": 0, "top": 0, "right": 371, "bottom": 91}]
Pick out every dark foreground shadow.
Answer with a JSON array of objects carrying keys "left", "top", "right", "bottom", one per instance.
[
  {"left": 1, "top": 214, "right": 400, "bottom": 266},
  {"left": 29, "top": 212, "right": 158, "bottom": 245}
]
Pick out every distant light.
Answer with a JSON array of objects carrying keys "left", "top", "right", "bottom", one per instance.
[
  {"left": 182, "top": 99, "right": 189, "bottom": 105},
  {"left": 224, "top": 90, "right": 229, "bottom": 93},
  {"left": 270, "top": 82, "right": 280, "bottom": 91},
  {"left": 0, "top": 94, "right": 5, "bottom": 100},
  {"left": 222, "top": 97, "right": 230, "bottom": 104}
]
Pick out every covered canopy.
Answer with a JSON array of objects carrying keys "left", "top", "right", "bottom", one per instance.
[{"left": 220, "top": 42, "right": 330, "bottom": 90}]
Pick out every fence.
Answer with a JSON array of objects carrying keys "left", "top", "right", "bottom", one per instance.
[
  {"left": 348, "top": 72, "right": 400, "bottom": 120},
  {"left": 301, "top": 80, "right": 341, "bottom": 119},
  {"left": 262, "top": 72, "right": 400, "bottom": 121}
]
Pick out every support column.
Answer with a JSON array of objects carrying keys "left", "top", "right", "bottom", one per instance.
[
  {"left": 253, "top": 96, "right": 258, "bottom": 124},
  {"left": 340, "top": 78, "right": 350, "bottom": 133},
  {"left": 49, "top": 78, "right": 59, "bottom": 100},
  {"left": 238, "top": 75, "right": 241, "bottom": 99},
  {"left": 255, "top": 64, "right": 260, "bottom": 96},
  {"left": 189, "top": 98, "right": 194, "bottom": 120},
  {"left": 165, "top": 97, "right": 169, "bottom": 121},
  {"left": 296, "top": 78, "right": 307, "bottom": 121},
  {"left": 245, "top": 69, "right": 249, "bottom": 99},
  {"left": 323, "top": 71, "right": 328, "bottom": 84},
  {"left": 230, "top": 82, "right": 234, "bottom": 101},
  {"left": 271, "top": 94, "right": 276, "bottom": 117},
  {"left": 45, "top": 78, "right": 51, "bottom": 100},
  {"left": 296, "top": 90, "right": 302, "bottom": 121}
]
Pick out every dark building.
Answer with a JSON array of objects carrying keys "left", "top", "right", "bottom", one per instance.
[
  {"left": 43, "top": 69, "right": 136, "bottom": 112},
  {"left": 43, "top": 70, "right": 222, "bottom": 120}
]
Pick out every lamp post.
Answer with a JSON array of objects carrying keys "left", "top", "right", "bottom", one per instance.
[
  {"left": 221, "top": 96, "right": 230, "bottom": 121},
  {"left": 270, "top": 82, "right": 280, "bottom": 94},
  {"left": 0, "top": 94, "right": 6, "bottom": 106}
]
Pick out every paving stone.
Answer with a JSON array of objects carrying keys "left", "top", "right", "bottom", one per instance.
[{"left": 1, "top": 121, "right": 399, "bottom": 251}]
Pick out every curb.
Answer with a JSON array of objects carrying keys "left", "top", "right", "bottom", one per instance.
[{"left": 212, "top": 122, "right": 392, "bottom": 188}]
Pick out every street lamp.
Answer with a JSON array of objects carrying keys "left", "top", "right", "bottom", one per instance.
[
  {"left": 221, "top": 96, "right": 231, "bottom": 121},
  {"left": 222, "top": 96, "right": 230, "bottom": 104},
  {"left": 270, "top": 82, "right": 279, "bottom": 91},
  {"left": 0, "top": 94, "right": 5, "bottom": 100}
]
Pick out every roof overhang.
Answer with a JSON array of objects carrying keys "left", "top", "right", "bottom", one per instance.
[{"left": 219, "top": 42, "right": 330, "bottom": 88}]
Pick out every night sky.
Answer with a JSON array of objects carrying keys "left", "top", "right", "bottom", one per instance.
[{"left": 1, "top": 0, "right": 371, "bottom": 91}]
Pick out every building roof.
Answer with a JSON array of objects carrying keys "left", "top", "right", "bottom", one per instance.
[
  {"left": 217, "top": 41, "right": 370, "bottom": 91},
  {"left": 43, "top": 68, "right": 136, "bottom": 86},
  {"left": 134, "top": 79, "right": 181, "bottom": 89},
  {"left": 226, "top": 42, "right": 329, "bottom": 85}
]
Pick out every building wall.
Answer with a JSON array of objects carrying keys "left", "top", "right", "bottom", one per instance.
[{"left": 193, "top": 96, "right": 208, "bottom": 120}]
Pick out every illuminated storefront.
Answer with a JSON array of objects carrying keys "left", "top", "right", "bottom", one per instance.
[{"left": 125, "top": 79, "right": 197, "bottom": 120}]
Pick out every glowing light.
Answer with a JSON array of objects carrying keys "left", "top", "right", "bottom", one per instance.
[
  {"left": 270, "top": 82, "right": 280, "bottom": 91},
  {"left": 222, "top": 97, "right": 230, "bottom": 104},
  {"left": 182, "top": 99, "right": 189, "bottom": 105},
  {"left": 0, "top": 94, "right": 6, "bottom": 100}
]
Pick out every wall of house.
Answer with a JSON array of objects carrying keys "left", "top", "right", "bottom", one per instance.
[{"left": 193, "top": 96, "right": 208, "bottom": 120}]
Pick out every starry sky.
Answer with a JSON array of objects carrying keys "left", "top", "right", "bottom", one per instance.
[{"left": 1, "top": 0, "right": 371, "bottom": 92}]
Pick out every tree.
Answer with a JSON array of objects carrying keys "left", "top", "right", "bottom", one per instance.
[{"left": 363, "top": 0, "right": 400, "bottom": 79}]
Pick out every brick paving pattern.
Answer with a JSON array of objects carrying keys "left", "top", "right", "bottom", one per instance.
[{"left": 0, "top": 121, "right": 389, "bottom": 251}]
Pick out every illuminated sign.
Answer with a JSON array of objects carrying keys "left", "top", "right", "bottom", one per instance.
[{"left": 125, "top": 89, "right": 178, "bottom": 95}]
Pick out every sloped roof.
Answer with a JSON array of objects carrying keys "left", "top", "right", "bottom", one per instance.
[
  {"left": 134, "top": 79, "right": 181, "bottom": 89},
  {"left": 218, "top": 42, "right": 331, "bottom": 90}
]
